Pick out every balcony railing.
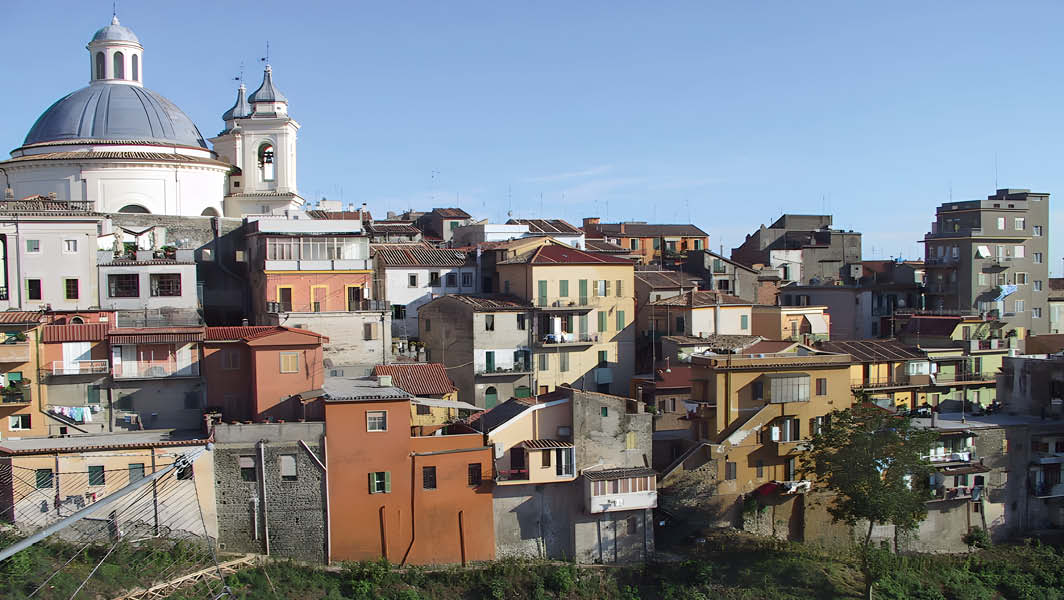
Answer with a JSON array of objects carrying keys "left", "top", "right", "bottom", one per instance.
[
  {"left": 265, "top": 299, "right": 389, "bottom": 313},
  {"left": 264, "top": 258, "right": 371, "bottom": 271},
  {"left": 932, "top": 372, "right": 997, "bottom": 384},
  {"left": 1032, "top": 482, "right": 1064, "bottom": 498},
  {"left": 852, "top": 375, "right": 912, "bottom": 389},
  {"left": 113, "top": 360, "right": 199, "bottom": 379},
  {"left": 535, "top": 298, "right": 594, "bottom": 310},
  {"left": 924, "top": 449, "right": 976, "bottom": 463},
  {"left": 49, "top": 360, "right": 109, "bottom": 376},
  {"left": 926, "top": 282, "right": 957, "bottom": 294},
  {"left": 1, "top": 389, "right": 30, "bottom": 404},
  {"left": 930, "top": 485, "right": 981, "bottom": 501},
  {"left": 477, "top": 364, "right": 532, "bottom": 376},
  {"left": 968, "top": 338, "right": 1016, "bottom": 352},
  {"left": 496, "top": 468, "right": 529, "bottom": 481}
]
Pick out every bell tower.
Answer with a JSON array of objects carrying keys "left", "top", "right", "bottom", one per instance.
[{"left": 210, "top": 63, "right": 302, "bottom": 217}]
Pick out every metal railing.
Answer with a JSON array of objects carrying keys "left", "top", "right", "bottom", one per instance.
[
  {"left": 49, "top": 360, "right": 109, "bottom": 376},
  {"left": 851, "top": 375, "right": 911, "bottom": 389},
  {"left": 535, "top": 297, "right": 593, "bottom": 309},
  {"left": 496, "top": 468, "right": 529, "bottom": 481},
  {"left": 538, "top": 333, "right": 597, "bottom": 345},
  {"left": 932, "top": 372, "right": 997, "bottom": 384},
  {"left": 476, "top": 364, "right": 532, "bottom": 376},
  {"left": 113, "top": 359, "right": 199, "bottom": 379},
  {"left": 265, "top": 299, "right": 389, "bottom": 313}
]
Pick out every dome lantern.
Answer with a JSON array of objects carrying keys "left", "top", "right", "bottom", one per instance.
[{"left": 87, "top": 16, "right": 144, "bottom": 86}]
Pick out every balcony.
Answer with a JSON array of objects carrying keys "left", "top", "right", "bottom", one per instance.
[
  {"left": 1, "top": 386, "right": 30, "bottom": 404},
  {"left": 48, "top": 360, "right": 109, "bottom": 376},
  {"left": 477, "top": 364, "right": 532, "bottom": 377},
  {"left": 265, "top": 299, "right": 389, "bottom": 313},
  {"left": 536, "top": 333, "right": 597, "bottom": 348},
  {"left": 851, "top": 374, "right": 912, "bottom": 390},
  {"left": 535, "top": 298, "right": 594, "bottom": 312},
  {"left": 1032, "top": 482, "right": 1064, "bottom": 498},
  {"left": 967, "top": 338, "right": 1016, "bottom": 352},
  {"left": 263, "top": 258, "right": 371, "bottom": 271},
  {"left": 931, "top": 372, "right": 997, "bottom": 385},
  {"left": 0, "top": 342, "right": 30, "bottom": 363},
  {"left": 930, "top": 485, "right": 982, "bottom": 502},
  {"left": 496, "top": 468, "right": 529, "bottom": 482},
  {"left": 586, "top": 468, "right": 658, "bottom": 514},
  {"left": 925, "top": 448, "right": 976, "bottom": 465},
  {"left": 113, "top": 360, "right": 199, "bottom": 380},
  {"left": 926, "top": 282, "right": 957, "bottom": 294}
]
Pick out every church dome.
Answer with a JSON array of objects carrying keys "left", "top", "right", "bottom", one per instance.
[
  {"left": 91, "top": 16, "right": 139, "bottom": 44},
  {"left": 23, "top": 83, "right": 207, "bottom": 148}
]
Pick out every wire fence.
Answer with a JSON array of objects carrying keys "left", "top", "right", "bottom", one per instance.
[{"left": 0, "top": 446, "right": 227, "bottom": 600}]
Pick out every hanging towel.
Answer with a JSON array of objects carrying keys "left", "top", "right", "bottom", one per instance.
[
  {"left": 82, "top": 408, "right": 92, "bottom": 423},
  {"left": 72, "top": 407, "right": 84, "bottom": 422}
]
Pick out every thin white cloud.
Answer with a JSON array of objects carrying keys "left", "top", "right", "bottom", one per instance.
[{"left": 523, "top": 165, "right": 614, "bottom": 183}]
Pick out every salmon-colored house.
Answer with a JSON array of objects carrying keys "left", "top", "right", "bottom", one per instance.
[
  {"left": 204, "top": 326, "right": 328, "bottom": 422},
  {"left": 324, "top": 376, "right": 494, "bottom": 565}
]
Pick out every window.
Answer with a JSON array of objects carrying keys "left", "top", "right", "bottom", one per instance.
[
  {"left": 1014, "top": 245, "right": 1025, "bottom": 259},
  {"left": 766, "top": 374, "right": 811, "bottom": 403},
  {"left": 408, "top": 274, "right": 418, "bottom": 287},
  {"left": 95, "top": 51, "right": 105, "bottom": 79},
  {"left": 468, "top": 463, "right": 482, "bottom": 486},
  {"left": 625, "top": 431, "right": 637, "bottom": 450},
  {"left": 616, "top": 280, "right": 623, "bottom": 297},
  {"left": 484, "top": 386, "right": 498, "bottom": 408},
  {"left": 616, "top": 310, "right": 626, "bottom": 331},
  {"left": 504, "top": 280, "right": 511, "bottom": 294},
  {"left": 445, "top": 272, "right": 457, "bottom": 287},
  {"left": 280, "top": 352, "right": 299, "bottom": 373},
  {"left": 424, "top": 319, "right": 431, "bottom": 332},
  {"left": 598, "top": 311, "right": 607, "bottom": 333},
  {"left": 997, "top": 217, "right": 1006, "bottom": 230},
  {"left": 675, "top": 316, "right": 685, "bottom": 332},
  {"left": 725, "top": 462, "right": 736, "bottom": 480},
  {"left": 555, "top": 447, "right": 573, "bottom": 476},
  {"left": 369, "top": 471, "right": 391, "bottom": 494},
  {"left": 414, "top": 403, "right": 431, "bottom": 416},
  {"left": 559, "top": 280, "right": 569, "bottom": 297},
  {"left": 64, "top": 278, "right": 79, "bottom": 300},
  {"left": 222, "top": 349, "right": 240, "bottom": 370},
  {"left": 952, "top": 246, "right": 959, "bottom": 258},
  {"left": 258, "top": 144, "right": 275, "bottom": 181},
  {"left": 1034, "top": 252, "right": 1044, "bottom": 264},
  {"left": 63, "top": 239, "right": 78, "bottom": 253},
  {"left": 538, "top": 353, "right": 548, "bottom": 370},
  {"left": 150, "top": 274, "right": 182, "bottom": 297},
  {"left": 27, "top": 279, "right": 41, "bottom": 301},
  {"left": 367, "top": 410, "right": 387, "bottom": 431},
  {"left": 1016, "top": 217, "right": 1025, "bottom": 230},
  {"left": 756, "top": 460, "right": 764, "bottom": 478},
  {"left": 1016, "top": 273, "right": 1029, "bottom": 285},
  {"left": 128, "top": 463, "right": 145, "bottom": 483},
  {"left": 653, "top": 238, "right": 661, "bottom": 250},
  {"left": 392, "top": 304, "right": 407, "bottom": 320},
  {"left": 9, "top": 414, "right": 30, "bottom": 430},
  {"left": 630, "top": 239, "right": 638, "bottom": 250},
  {"left": 542, "top": 450, "right": 552, "bottom": 467},
  {"left": 363, "top": 322, "right": 378, "bottom": 340},
  {"left": 108, "top": 274, "right": 139, "bottom": 298},
  {"left": 462, "top": 272, "right": 473, "bottom": 287},
  {"left": 598, "top": 350, "right": 608, "bottom": 368},
  {"left": 601, "top": 406, "right": 609, "bottom": 417},
  {"left": 25, "top": 239, "right": 39, "bottom": 253},
  {"left": 752, "top": 381, "right": 764, "bottom": 401},
  {"left": 978, "top": 273, "right": 988, "bottom": 286},
  {"left": 1033, "top": 225, "right": 1043, "bottom": 237},
  {"left": 113, "top": 51, "right": 125, "bottom": 79},
  {"left": 422, "top": 466, "right": 437, "bottom": 490},
  {"left": 36, "top": 468, "right": 53, "bottom": 489},
  {"left": 559, "top": 351, "right": 569, "bottom": 372},
  {"left": 89, "top": 465, "right": 105, "bottom": 486},
  {"left": 1035, "top": 280, "right": 1043, "bottom": 292},
  {"left": 1033, "top": 307, "right": 1042, "bottom": 319},
  {"left": 279, "top": 455, "right": 297, "bottom": 481},
  {"left": 517, "top": 314, "right": 526, "bottom": 330},
  {"left": 816, "top": 378, "right": 828, "bottom": 396},
  {"left": 1014, "top": 300, "right": 1025, "bottom": 313},
  {"left": 740, "top": 314, "right": 749, "bottom": 330},
  {"left": 485, "top": 314, "right": 495, "bottom": 331},
  {"left": 239, "top": 456, "right": 256, "bottom": 481},
  {"left": 131, "top": 54, "right": 139, "bottom": 81},
  {"left": 429, "top": 272, "right": 441, "bottom": 287}
]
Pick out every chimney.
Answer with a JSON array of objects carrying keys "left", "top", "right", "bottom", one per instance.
[
  {"left": 377, "top": 375, "right": 393, "bottom": 387},
  {"left": 664, "top": 357, "right": 671, "bottom": 373},
  {"left": 582, "top": 217, "right": 600, "bottom": 228},
  {"left": 618, "top": 222, "right": 625, "bottom": 234}
]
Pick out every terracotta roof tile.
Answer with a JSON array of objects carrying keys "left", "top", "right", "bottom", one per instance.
[
  {"left": 432, "top": 207, "right": 471, "bottom": 218},
  {"left": 501, "top": 244, "right": 633, "bottom": 265},
  {"left": 373, "top": 363, "right": 456, "bottom": 396},
  {"left": 373, "top": 243, "right": 474, "bottom": 267},
  {"left": 205, "top": 326, "right": 326, "bottom": 342},
  {"left": 649, "top": 290, "right": 750, "bottom": 307},
  {"left": 0, "top": 311, "right": 44, "bottom": 324},
  {"left": 583, "top": 466, "right": 656, "bottom": 481},
  {"left": 816, "top": 339, "right": 924, "bottom": 362},
  {"left": 596, "top": 223, "right": 708, "bottom": 238},
  {"left": 42, "top": 323, "right": 109, "bottom": 343},
  {"left": 507, "top": 218, "right": 583, "bottom": 235}
]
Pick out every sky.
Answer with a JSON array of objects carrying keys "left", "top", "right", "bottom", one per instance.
[{"left": 5, "top": 1, "right": 1064, "bottom": 273}]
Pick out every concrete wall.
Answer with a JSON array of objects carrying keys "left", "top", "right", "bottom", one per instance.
[
  {"left": 97, "top": 262, "right": 199, "bottom": 311},
  {"left": 0, "top": 219, "right": 100, "bottom": 311},
  {"left": 381, "top": 266, "right": 478, "bottom": 338},
  {"left": 263, "top": 311, "right": 391, "bottom": 369},
  {"left": 572, "top": 390, "right": 652, "bottom": 472},
  {"left": 111, "top": 377, "right": 205, "bottom": 432},
  {"left": 213, "top": 423, "right": 327, "bottom": 562}
]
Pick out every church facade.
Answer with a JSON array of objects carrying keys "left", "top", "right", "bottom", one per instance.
[{"left": 1, "top": 17, "right": 302, "bottom": 218}]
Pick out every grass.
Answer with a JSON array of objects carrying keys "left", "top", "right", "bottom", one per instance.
[{"left": 6, "top": 529, "right": 1064, "bottom": 599}]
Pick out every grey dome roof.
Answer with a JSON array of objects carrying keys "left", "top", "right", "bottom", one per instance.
[
  {"left": 248, "top": 66, "right": 287, "bottom": 103},
  {"left": 91, "top": 16, "right": 139, "bottom": 44},
  {"left": 222, "top": 85, "right": 251, "bottom": 120},
  {"left": 24, "top": 84, "right": 207, "bottom": 148}
]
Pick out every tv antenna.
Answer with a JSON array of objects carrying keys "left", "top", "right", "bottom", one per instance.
[{"left": 260, "top": 41, "right": 270, "bottom": 65}]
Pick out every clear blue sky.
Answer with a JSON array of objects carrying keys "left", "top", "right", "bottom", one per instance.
[{"left": 6, "top": 1, "right": 1063, "bottom": 273}]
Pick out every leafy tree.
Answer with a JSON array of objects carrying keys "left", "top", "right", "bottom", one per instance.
[{"left": 801, "top": 402, "right": 938, "bottom": 599}]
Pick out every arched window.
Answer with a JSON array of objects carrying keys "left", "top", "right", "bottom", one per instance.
[
  {"left": 200, "top": 207, "right": 220, "bottom": 217},
  {"left": 113, "top": 52, "right": 124, "bottom": 79},
  {"left": 484, "top": 386, "right": 498, "bottom": 409},
  {"left": 258, "top": 144, "right": 275, "bottom": 181},
  {"left": 70, "top": 316, "right": 85, "bottom": 324},
  {"left": 95, "top": 52, "right": 105, "bottom": 79},
  {"left": 118, "top": 204, "right": 150, "bottom": 214},
  {"left": 131, "top": 54, "right": 139, "bottom": 81}
]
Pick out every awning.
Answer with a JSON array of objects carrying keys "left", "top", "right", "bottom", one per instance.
[
  {"left": 294, "top": 389, "right": 326, "bottom": 403},
  {"left": 975, "top": 245, "right": 992, "bottom": 259},
  {"left": 939, "top": 430, "right": 977, "bottom": 438},
  {"left": 110, "top": 333, "right": 204, "bottom": 344},
  {"left": 804, "top": 314, "right": 829, "bottom": 334},
  {"left": 521, "top": 439, "right": 574, "bottom": 449},
  {"left": 995, "top": 285, "right": 1018, "bottom": 302},
  {"left": 941, "top": 465, "right": 990, "bottom": 476}
]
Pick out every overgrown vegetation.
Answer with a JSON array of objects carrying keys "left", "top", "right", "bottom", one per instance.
[{"left": 6, "top": 529, "right": 1064, "bottom": 599}]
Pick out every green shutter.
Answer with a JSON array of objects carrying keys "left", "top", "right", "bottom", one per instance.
[
  {"left": 87, "top": 385, "right": 101, "bottom": 404},
  {"left": 384, "top": 471, "right": 392, "bottom": 493},
  {"left": 740, "top": 315, "right": 749, "bottom": 330},
  {"left": 537, "top": 280, "right": 548, "bottom": 306},
  {"left": 578, "top": 280, "right": 588, "bottom": 304},
  {"left": 559, "top": 280, "right": 569, "bottom": 297},
  {"left": 616, "top": 310, "right": 625, "bottom": 331},
  {"left": 598, "top": 311, "right": 607, "bottom": 333},
  {"left": 369, "top": 472, "right": 375, "bottom": 493}
]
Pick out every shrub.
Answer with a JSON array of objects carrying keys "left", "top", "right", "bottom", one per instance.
[
  {"left": 962, "top": 528, "right": 991, "bottom": 551},
  {"left": 546, "top": 564, "right": 576, "bottom": 594}
]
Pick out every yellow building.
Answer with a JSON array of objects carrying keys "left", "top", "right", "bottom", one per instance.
[
  {"left": 0, "top": 312, "right": 47, "bottom": 440},
  {"left": 667, "top": 352, "right": 853, "bottom": 501},
  {"left": 409, "top": 397, "right": 480, "bottom": 426},
  {"left": 751, "top": 305, "right": 831, "bottom": 343},
  {"left": 496, "top": 244, "right": 635, "bottom": 396},
  {"left": 815, "top": 339, "right": 929, "bottom": 411},
  {"left": 0, "top": 430, "right": 216, "bottom": 537}
]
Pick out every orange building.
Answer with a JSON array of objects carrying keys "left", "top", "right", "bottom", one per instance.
[
  {"left": 324, "top": 376, "right": 494, "bottom": 565},
  {"left": 204, "top": 326, "right": 328, "bottom": 422},
  {"left": 38, "top": 322, "right": 111, "bottom": 435},
  {"left": 582, "top": 218, "right": 709, "bottom": 265},
  {"left": 0, "top": 312, "right": 47, "bottom": 439}
]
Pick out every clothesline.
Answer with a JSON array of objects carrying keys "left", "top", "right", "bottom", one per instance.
[{"left": 49, "top": 405, "right": 101, "bottom": 423}]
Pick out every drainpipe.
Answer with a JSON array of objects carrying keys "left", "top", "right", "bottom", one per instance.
[
  {"left": 257, "top": 440, "right": 270, "bottom": 555},
  {"left": 150, "top": 450, "right": 160, "bottom": 535},
  {"left": 400, "top": 452, "right": 417, "bottom": 566}
]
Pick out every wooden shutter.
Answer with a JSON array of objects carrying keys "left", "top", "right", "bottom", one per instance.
[{"left": 384, "top": 471, "right": 391, "bottom": 493}]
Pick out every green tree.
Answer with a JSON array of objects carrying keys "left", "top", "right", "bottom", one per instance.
[{"left": 801, "top": 402, "right": 938, "bottom": 600}]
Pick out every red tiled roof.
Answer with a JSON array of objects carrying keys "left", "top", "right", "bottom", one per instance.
[
  {"left": 373, "top": 363, "right": 456, "bottom": 396},
  {"left": 438, "top": 294, "right": 532, "bottom": 311},
  {"left": 744, "top": 340, "right": 799, "bottom": 354},
  {"left": 0, "top": 311, "right": 44, "bottom": 324},
  {"left": 42, "top": 323, "right": 109, "bottom": 343},
  {"left": 373, "top": 243, "right": 474, "bottom": 267},
  {"left": 205, "top": 326, "right": 327, "bottom": 342},
  {"left": 503, "top": 244, "right": 634, "bottom": 265},
  {"left": 649, "top": 290, "right": 750, "bottom": 307},
  {"left": 653, "top": 365, "right": 693, "bottom": 389},
  {"left": 109, "top": 327, "right": 205, "bottom": 344},
  {"left": 432, "top": 207, "right": 471, "bottom": 219},
  {"left": 507, "top": 218, "right": 583, "bottom": 235}
]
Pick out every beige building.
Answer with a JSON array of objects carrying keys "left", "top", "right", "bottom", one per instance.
[
  {"left": 751, "top": 305, "right": 831, "bottom": 343},
  {"left": 644, "top": 291, "right": 753, "bottom": 338},
  {"left": 496, "top": 244, "right": 635, "bottom": 396}
]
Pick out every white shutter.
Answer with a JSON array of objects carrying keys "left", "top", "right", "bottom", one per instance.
[{"left": 176, "top": 344, "right": 192, "bottom": 376}]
